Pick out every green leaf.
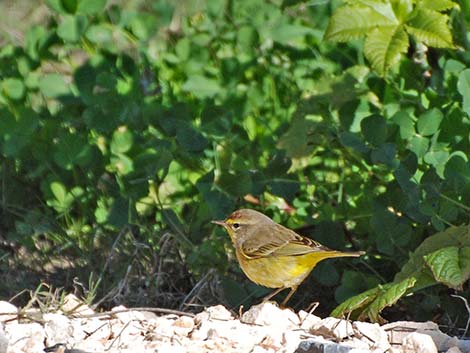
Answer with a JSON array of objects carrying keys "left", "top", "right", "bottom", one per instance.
[
  {"left": 391, "top": 0, "right": 413, "bottom": 22},
  {"left": 417, "top": 108, "right": 443, "bottom": 136},
  {"left": 408, "top": 135, "right": 429, "bottom": 158},
  {"left": 50, "top": 181, "right": 68, "bottom": 206},
  {"left": 424, "top": 247, "right": 464, "bottom": 289},
  {"left": 371, "top": 143, "right": 398, "bottom": 168},
  {"left": 270, "top": 23, "right": 312, "bottom": 46},
  {"left": 54, "top": 134, "right": 93, "bottom": 170},
  {"left": 77, "top": 0, "right": 107, "bottom": 15},
  {"left": 277, "top": 116, "right": 315, "bottom": 158},
  {"left": 39, "top": 74, "right": 70, "bottom": 98},
  {"left": 85, "top": 24, "right": 113, "bottom": 45},
  {"left": 420, "top": 0, "right": 457, "bottom": 12},
  {"left": 392, "top": 111, "right": 415, "bottom": 139},
  {"left": 339, "top": 132, "right": 369, "bottom": 154},
  {"left": 110, "top": 126, "right": 133, "bottom": 154},
  {"left": 176, "top": 125, "right": 208, "bottom": 152},
  {"left": 325, "top": 5, "right": 395, "bottom": 42},
  {"left": 395, "top": 225, "right": 470, "bottom": 284},
  {"left": 405, "top": 9, "right": 454, "bottom": 48},
  {"left": 361, "top": 114, "right": 387, "bottom": 145},
  {"left": 331, "top": 285, "right": 381, "bottom": 318},
  {"left": 57, "top": 15, "right": 88, "bottom": 43},
  {"left": 46, "top": 0, "right": 75, "bottom": 14},
  {"left": 2, "top": 78, "right": 25, "bottom": 100},
  {"left": 457, "top": 69, "right": 470, "bottom": 116},
  {"left": 110, "top": 153, "right": 134, "bottom": 175},
  {"left": 182, "top": 75, "right": 221, "bottom": 99},
  {"left": 364, "top": 25, "right": 409, "bottom": 76},
  {"left": 363, "top": 277, "right": 416, "bottom": 322}
]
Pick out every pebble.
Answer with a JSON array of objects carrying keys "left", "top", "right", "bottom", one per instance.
[{"left": 0, "top": 300, "right": 468, "bottom": 353}]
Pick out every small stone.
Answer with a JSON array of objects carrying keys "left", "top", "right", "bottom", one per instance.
[
  {"left": 206, "top": 305, "right": 234, "bottom": 321},
  {"left": 296, "top": 338, "right": 358, "bottom": 353},
  {"left": 0, "top": 302, "right": 17, "bottom": 323},
  {"left": 446, "top": 347, "right": 462, "bottom": 353},
  {"left": 173, "top": 316, "right": 195, "bottom": 337},
  {"left": 0, "top": 326, "right": 8, "bottom": 353},
  {"left": 353, "top": 321, "right": 390, "bottom": 351},
  {"left": 43, "top": 313, "right": 73, "bottom": 345},
  {"left": 241, "top": 302, "right": 299, "bottom": 329},
  {"left": 61, "top": 294, "right": 94, "bottom": 315},
  {"left": 298, "top": 310, "right": 322, "bottom": 331},
  {"left": 383, "top": 321, "right": 460, "bottom": 352},
  {"left": 402, "top": 332, "right": 438, "bottom": 353},
  {"left": 5, "top": 322, "right": 44, "bottom": 353},
  {"left": 310, "top": 317, "right": 354, "bottom": 340},
  {"left": 111, "top": 305, "right": 146, "bottom": 323}
]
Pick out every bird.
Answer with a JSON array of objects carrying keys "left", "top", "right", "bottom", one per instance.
[{"left": 212, "top": 209, "right": 364, "bottom": 305}]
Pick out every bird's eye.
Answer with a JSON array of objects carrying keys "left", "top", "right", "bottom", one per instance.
[{"left": 232, "top": 223, "right": 240, "bottom": 229}]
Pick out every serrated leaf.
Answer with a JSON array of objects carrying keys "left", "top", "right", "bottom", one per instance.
[
  {"left": 331, "top": 285, "right": 380, "bottom": 318},
  {"left": 405, "top": 9, "right": 454, "bottom": 48},
  {"left": 391, "top": 0, "right": 413, "bottom": 22},
  {"left": 364, "top": 25, "right": 409, "bottom": 76},
  {"left": 362, "top": 277, "right": 416, "bottom": 322},
  {"left": 424, "top": 247, "right": 463, "bottom": 289},
  {"left": 395, "top": 225, "right": 470, "bottom": 283},
  {"left": 420, "top": 0, "right": 457, "bottom": 12},
  {"left": 457, "top": 69, "right": 470, "bottom": 116},
  {"left": 460, "top": 247, "right": 470, "bottom": 283},
  {"left": 324, "top": 5, "right": 394, "bottom": 42}
]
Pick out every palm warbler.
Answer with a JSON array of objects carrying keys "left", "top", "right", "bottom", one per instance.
[{"left": 212, "top": 209, "right": 364, "bottom": 305}]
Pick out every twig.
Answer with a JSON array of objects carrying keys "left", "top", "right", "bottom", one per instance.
[
  {"left": 71, "top": 307, "right": 195, "bottom": 319},
  {"left": 178, "top": 269, "right": 214, "bottom": 310},
  {"left": 451, "top": 294, "right": 470, "bottom": 339}
]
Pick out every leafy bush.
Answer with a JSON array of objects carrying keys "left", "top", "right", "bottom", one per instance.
[{"left": 0, "top": 0, "right": 469, "bottom": 328}]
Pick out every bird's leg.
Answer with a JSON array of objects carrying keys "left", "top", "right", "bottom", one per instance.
[
  {"left": 262, "top": 287, "right": 285, "bottom": 303},
  {"left": 281, "top": 285, "right": 298, "bottom": 306}
]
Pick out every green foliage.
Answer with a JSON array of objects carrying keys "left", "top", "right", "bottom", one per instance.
[
  {"left": 0, "top": 0, "right": 469, "bottom": 325},
  {"left": 325, "top": 0, "right": 456, "bottom": 75},
  {"left": 332, "top": 226, "right": 470, "bottom": 321}
]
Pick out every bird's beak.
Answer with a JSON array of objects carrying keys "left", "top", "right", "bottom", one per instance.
[{"left": 211, "top": 220, "right": 226, "bottom": 226}]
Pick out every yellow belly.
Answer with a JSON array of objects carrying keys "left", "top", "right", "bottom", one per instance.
[{"left": 236, "top": 251, "right": 321, "bottom": 289}]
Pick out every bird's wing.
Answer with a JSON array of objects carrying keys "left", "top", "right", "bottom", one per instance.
[{"left": 239, "top": 223, "right": 331, "bottom": 259}]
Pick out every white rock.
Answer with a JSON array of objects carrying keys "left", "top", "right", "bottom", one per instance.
[
  {"left": 61, "top": 294, "right": 94, "bottom": 315},
  {"left": 205, "top": 305, "right": 234, "bottom": 321},
  {"left": 153, "top": 316, "right": 177, "bottom": 341},
  {"left": 382, "top": 321, "right": 460, "bottom": 352},
  {"left": 310, "top": 317, "right": 354, "bottom": 339},
  {"left": 111, "top": 305, "right": 146, "bottom": 323},
  {"left": 0, "top": 302, "right": 17, "bottom": 323},
  {"left": 402, "top": 332, "right": 437, "bottom": 353},
  {"left": 282, "top": 330, "right": 303, "bottom": 353},
  {"left": 5, "top": 322, "right": 44, "bottom": 353},
  {"left": 0, "top": 325, "right": 8, "bottom": 353},
  {"left": 173, "top": 316, "right": 195, "bottom": 337},
  {"left": 241, "top": 302, "right": 299, "bottom": 329},
  {"left": 353, "top": 321, "right": 390, "bottom": 351},
  {"left": 446, "top": 347, "right": 462, "bottom": 353},
  {"left": 298, "top": 310, "right": 322, "bottom": 331},
  {"left": 43, "top": 313, "right": 73, "bottom": 345}
]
